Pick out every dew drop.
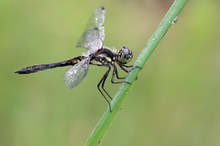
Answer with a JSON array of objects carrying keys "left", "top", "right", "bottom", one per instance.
[
  {"left": 172, "top": 16, "right": 178, "bottom": 24},
  {"left": 151, "top": 37, "right": 155, "bottom": 41}
]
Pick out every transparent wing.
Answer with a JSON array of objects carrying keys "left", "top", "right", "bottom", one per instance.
[
  {"left": 76, "top": 7, "right": 105, "bottom": 55},
  {"left": 64, "top": 58, "right": 90, "bottom": 88}
]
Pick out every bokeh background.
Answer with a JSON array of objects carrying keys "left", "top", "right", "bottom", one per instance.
[{"left": 1, "top": 0, "right": 220, "bottom": 146}]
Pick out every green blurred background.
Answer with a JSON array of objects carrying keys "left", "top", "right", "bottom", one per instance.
[{"left": 1, "top": 0, "right": 220, "bottom": 146}]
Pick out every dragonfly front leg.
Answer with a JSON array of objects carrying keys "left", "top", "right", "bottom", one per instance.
[{"left": 118, "top": 64, "right": 133, "bottom": 73}]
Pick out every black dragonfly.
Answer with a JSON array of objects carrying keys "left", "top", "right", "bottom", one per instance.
[{"left": 15, "top": 7, "right": 133, "bottom": 112}]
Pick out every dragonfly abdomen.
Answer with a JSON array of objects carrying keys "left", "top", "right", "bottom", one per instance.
[{"left": 15, "top": 56, "right": 85, "bottom": 74}]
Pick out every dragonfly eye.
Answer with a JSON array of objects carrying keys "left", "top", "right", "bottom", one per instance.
[{"left": 117, "top": 46, "right": 133, "bottom": 64}]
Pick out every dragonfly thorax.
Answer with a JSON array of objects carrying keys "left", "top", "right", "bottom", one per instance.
[{"left": 116, "top": 47, "right": 133, "bottom": 64}]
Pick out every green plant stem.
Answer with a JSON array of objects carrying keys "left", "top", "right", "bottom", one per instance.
[{"left": 84, "top": 0, "right": 188, "bottom": 145}]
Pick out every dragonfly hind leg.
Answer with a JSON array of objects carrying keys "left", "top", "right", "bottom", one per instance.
[{"left": 97, "top": 66, "right": 113, "bottom": 112}]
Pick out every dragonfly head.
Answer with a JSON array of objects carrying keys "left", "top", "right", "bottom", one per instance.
[{"left": 117, "top": 46, "right": 133, "bottom": 64}]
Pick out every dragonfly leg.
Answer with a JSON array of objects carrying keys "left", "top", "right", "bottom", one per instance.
[
  {"left": 111, "top": 64, "right": 126, "bottom": 84},
  {"left": 118, "top": 64, "right": 133, "bottom": 73},
  {"left": 121, "top": 64, "right": 133, "bottom": 68},
  {"left": 119, "top": 64, "right": 143, "bottom": 82},
  {"left": 97, "top": 66, "right": 112, "bottom": 112}
]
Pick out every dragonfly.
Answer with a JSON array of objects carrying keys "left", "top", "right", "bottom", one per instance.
[{"left": 15, "top": 6, "right": 133, "bottom": 112}]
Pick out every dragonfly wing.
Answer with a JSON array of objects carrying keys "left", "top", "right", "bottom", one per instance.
[
  {"left": 76, "top": 7, "right": 105, "bottom": 55},
  {"left": 64, "top": 58, "right": 90, "bottom": 88}
]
